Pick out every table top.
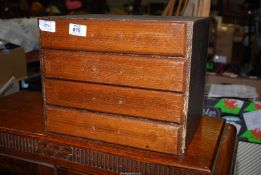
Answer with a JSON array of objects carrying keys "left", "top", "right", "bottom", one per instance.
[{"left": 0, "top": 91, "right": 237, "bottom": 174}]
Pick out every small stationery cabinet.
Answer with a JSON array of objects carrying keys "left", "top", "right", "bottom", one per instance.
[{"left": 39, "top": 15, "right": 210, "bottom": 155}]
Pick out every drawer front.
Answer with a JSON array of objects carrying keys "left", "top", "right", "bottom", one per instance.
[
  {"left": 45, "top": 79, "right": 184, "bottom": 123},
  {"left": 43, "top": 50, "right": 187, "bottom": 92},
  {"left": 46, "top": 105, "right": 182, "bottom": 155},
  {"left": 40, "top": 19, "right": 187, "bottom": 57}
]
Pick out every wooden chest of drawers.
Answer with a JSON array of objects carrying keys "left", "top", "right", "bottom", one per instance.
[{"left": 39, "top": 15, "right": 209, "bottom": 155}]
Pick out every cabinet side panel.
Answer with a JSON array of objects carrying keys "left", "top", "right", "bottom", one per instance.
[{"left": 186, "top": 20, "right": 210, "bottom": 147}]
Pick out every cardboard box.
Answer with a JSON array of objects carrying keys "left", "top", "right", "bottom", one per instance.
[
  {"left": 215, "top": 24, "right": 235, "bottom": 63},
  {"left": 0, "top": 47, "right": 27, "bottom": 85},
  {"left": 0, "top": 76, "right": 19, "bottom": 96},
  {"left": 0, "top": 47, "right": 27, "bottom": 96}
]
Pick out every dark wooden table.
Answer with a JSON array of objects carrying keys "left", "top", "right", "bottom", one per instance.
[{"left": 0, "top": 91, "right": 237, "bottom": 175}]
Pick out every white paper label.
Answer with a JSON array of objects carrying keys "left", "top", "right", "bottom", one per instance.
[
  {"left": 69, "top": 23, "right": 87, "bottom": 37},
  {"left": 38, "top": 20, "right": 56, "bottom": 32}
]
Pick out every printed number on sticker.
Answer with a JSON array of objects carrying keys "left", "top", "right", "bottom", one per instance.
[
  {"left": 69, "top": 23, "right": 87, "bottom": 37},
  {"left": 39, "top": 20, "right": 56, "bottom": 32}
]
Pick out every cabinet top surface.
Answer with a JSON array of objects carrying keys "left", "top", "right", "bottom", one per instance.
[
  {"left": 0, "top": 91, "right": 235, "bottom": 173},
  {"left": 40, "top": 14, "right": 209, "bottom": 23}
]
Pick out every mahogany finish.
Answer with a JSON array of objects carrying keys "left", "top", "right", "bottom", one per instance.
[
  {"left": 0, "top": 154, "right": 56, "bottom": 175},
  {"left": 214, "top": 125, "right": 238, "bottom": 175},
  {"left": 0, "top": 92, "right": 237, "bottom": 175},
  {"left": 40, "top": 15, "right": 210, "bottom": 155},
  {"left": 57, "top": 168, "right": 93, "bottom": 175}
]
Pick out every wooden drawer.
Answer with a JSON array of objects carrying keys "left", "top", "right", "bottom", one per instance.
[
  {"left": 46, "top": 105, "right": 182, "bottom": 155},
  {"left": 40, "top": 16, "right": 187, "bottom": 57},
  {"left": 43, "top": 50, "right": 187, "bottom": 92},
  {"left": 45, "top": 79, "right": 184, "bottom": 123}
]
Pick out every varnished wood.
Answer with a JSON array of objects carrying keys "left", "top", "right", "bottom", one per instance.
[
  {"left": 57, "top": 168, "right": 93, "bottom": 175},
  {"left": 0, "top": 92, "right": 237, "bottom": 175},
  {"left": 45, "top": 79, "right": 184, "bottom": 123},
  {"left": 0, "top": 91, "right": 44, "bottom": 133},
  {"left": 40, "top": 15, "right": 210, "bottom": 155},
  {"left": 0, "top": 154, "right": 56, "bottom": 175},
  {"left": 43, "top": 49, "right": 187, "bottom": 92},
  {"left": 40, "top": 15, "right": 188, "bottom": 57},
  {"left": 214, "top": 125, "right": 237, "bottom": 175},
  {"left": 47, "top": 105, "right": 182, "bottom": 155}
]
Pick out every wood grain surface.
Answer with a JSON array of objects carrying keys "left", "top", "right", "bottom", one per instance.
[
  {"left": 43, "top": 50, "right": 187, "bottom": 92},
  {"left": 0, "top": 92, "right": 236, "bottom": 175},
  {"left": 40, "top": 18, "right": 187, "bottom": 56},
  {"left": 0, "top": 91, "right": 44, "bottom": 132},
  {"left": 0, "top": 154, "right": 56, "bottom": 175},
  {"left": 46, "top": 105, "right": 182, "bottom": 155},
  {"left": 39, "top": 15, "right": 210, "bottom": 157},
  {"left": 45, "top": 79, "right": 184, "bottom": 123},
  {"left": 214, "top": 124, "right": 237, "bottom": 175},
  {"left": 57, "top": 168, "right": 93, "bottom": 175}
]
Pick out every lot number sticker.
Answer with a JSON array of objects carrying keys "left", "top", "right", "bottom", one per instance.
[
  {"left": 39, "top": 20, "right": 56, "bottom": 32},
  {"left": 69, "top": 23, "right": 87, "bottom": 37}
]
